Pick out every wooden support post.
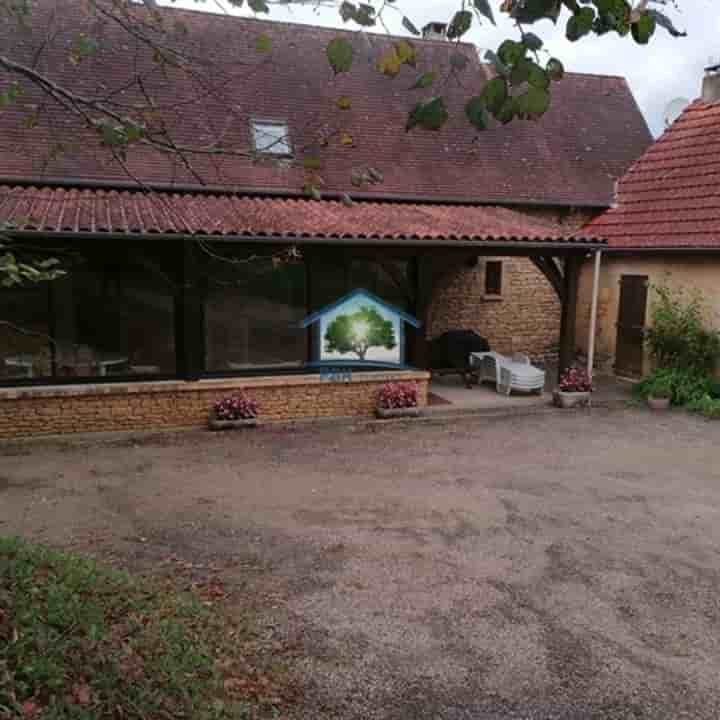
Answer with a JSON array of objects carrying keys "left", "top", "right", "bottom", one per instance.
[
  {"left": 558, "top": 255, "right": 581, "bottom": 380},
  {"left": 410, "top": 254, "right": 434, "bottom": 369}
]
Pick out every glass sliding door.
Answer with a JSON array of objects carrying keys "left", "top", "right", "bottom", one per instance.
[{"left": 202, "top": 246, "right": 307, "bottom": 372}]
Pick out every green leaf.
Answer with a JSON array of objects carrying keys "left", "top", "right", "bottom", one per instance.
[
  {"left": 510, "top": 0, "right": 561, "bottom": 24},
  {"left": 528, "top": 63, "right": 550, "bottom": 90},
  {"left": 522, "top": 32, "right": 543, "bottom": 51},
  {"left": 497, "top": 39, "right": 525, "bottom": 66},
  {"left": 515, "top": 85, "right": 550, "bottom": 118},
  {"left": 447, "top": 10, "right": 472, "bottom": 38},
  {"left": 631, "top": 11, "right": 656, "bottom": 44},
  {"left": 495, "top": 99, "right": 516, "bottom": 124},
  {"left": 340, "top": 1, "right": 356, "bottom": 22},
  {"left": 327, "top": 37, "right": 354, "bottom": 74},
  {"left": 481, "top": 77, "right": 508, "bottom": 115},
  {"left": 402, "top": 16, "right": 420, "bottom": 35},
  {"left": 510, "top": 57, "right": 532, "bottom": 86},
  {"left": 546, "top": 57, "right": 564, "bottom": 81},
  {"left": 354, "top": 3, "right": 376, "bottom": 26},
  {"left": 247, "top": 0, "right": 269, "bottom": 13},
  {"left": 566, "top": 6, "right": 595, "bottom": 41},
  {"left": 255, "top": 34, "right": 272, "bottom": 52},
  {"left": 410, "top": 71, "right": 436, "bottom": 90},
  {"left": 465, "top": 96, "right": 487, "bottom": 130},
  {"left": 394, "top": 39, "right": 416, "bottom": 66},
  {"left": 303, "top": 156, "right": 322, "bottom": 171},
  {"left": 473, "top": 0, "right": 496, "bottom": 25},
  {"left": 406, "top": 97, "right": 449, "bottom": 132}
]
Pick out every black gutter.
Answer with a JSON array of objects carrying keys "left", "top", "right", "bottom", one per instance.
[
  {"left": 0, "top": 174, "right": 610, "bottom": 211},
  {"left": 7, "top": 229, "right": 606, "bottom": 252},
  {"left": 602, "top": 246, "right": 720, "bottom": 256}
]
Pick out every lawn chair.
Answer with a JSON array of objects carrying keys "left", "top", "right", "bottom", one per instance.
[{"left": 470, "top": 351, "right": 545, "bottom": 396}]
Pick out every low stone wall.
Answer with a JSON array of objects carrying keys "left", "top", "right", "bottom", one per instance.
[{"left": 0, "top": 371, "right": 430, "bottom": 439}]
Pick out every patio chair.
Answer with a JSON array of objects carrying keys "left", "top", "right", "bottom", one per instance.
[{"left": 470, "top": 351, "right": 545, "bottom": 396}]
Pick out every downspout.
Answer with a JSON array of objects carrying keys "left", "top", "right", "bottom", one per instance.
[{"left": 586, "top": 250, "right": 602, "bottom": 380}]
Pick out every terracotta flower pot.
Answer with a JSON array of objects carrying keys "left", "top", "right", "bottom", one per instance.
[
  {"left": 648, "top": 396, "right": 671, "bottom": 411},
  {"left": 554, "top": 390, "right": 591, "bottom": 409},
  {"left": 376, "top": 406, "right": 421, "bottom": 419}
]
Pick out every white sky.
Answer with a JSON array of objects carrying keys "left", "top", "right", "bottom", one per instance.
[{"left": 178, "top": 0, "right": 718, "bottom": 136}]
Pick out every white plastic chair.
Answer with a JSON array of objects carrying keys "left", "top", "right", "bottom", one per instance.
[{"left": 470, "top": 351, "right": 545, "bottom": 396}]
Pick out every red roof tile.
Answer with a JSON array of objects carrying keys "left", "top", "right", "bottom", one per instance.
[
  {"left": 586, "top": 100, "right": 720, "bottom": 248},
  {"left": 0, "top": 0, "right": 651, "bottom": 207},
  {"left": 0, "top": 185, "right": 600, "bottom": 244}
]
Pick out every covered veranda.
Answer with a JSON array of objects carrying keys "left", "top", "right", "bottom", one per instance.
[{"left": 0, "top": 185, "right": 605, "bottom": 434}]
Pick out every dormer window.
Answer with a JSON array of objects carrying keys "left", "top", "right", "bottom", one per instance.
[{"left": 251, "top": 120, "right": 292, "bottom": 156}]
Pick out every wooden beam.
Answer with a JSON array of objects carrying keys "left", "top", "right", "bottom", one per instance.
[
  {"left": 558, "top": 255, "right": 581, "bottom": 378},
  {"left": 530, "top": 256, "right": 565, "bottom": 303}
]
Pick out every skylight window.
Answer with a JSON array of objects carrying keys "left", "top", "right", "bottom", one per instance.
[{"left": 251, "top": 120, "right": 292, "bottom": 156}]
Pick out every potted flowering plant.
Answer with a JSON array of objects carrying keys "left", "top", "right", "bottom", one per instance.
[
  {"left": 376, "top": 381, "right": 421, "bottom": 419},
  {"left": 209, "top": 393, "right": 260, "bottom": 430},
  {"left": 555, "top": 367, "right": 593, "bottom": 409},
  {"left": 645, "top": 373, "right": 672, "bottom": 411}
]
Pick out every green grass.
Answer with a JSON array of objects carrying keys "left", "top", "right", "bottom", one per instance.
[{"left": 0, "top": 537, "right": 290, "bottom": 719}]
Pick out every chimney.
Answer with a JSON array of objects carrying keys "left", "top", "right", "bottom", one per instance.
[
  {"left": 702, "top": 64, "right": 720, "bottom": 103},
  {"left": 422, "top": 22, "right": 447, "bottom": 41}
]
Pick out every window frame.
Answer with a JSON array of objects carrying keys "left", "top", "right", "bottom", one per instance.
[
  {"left": 250, "top": 118, "right": 293, "bottom": 157},
  {"left": 484, "top": 259, "right": 504, "bottom": 299}
]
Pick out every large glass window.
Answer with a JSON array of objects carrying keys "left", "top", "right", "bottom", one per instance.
[
  {"left": 203, "top": 248, "right": 306, "bottom": 371},
  {"left": 0, "top": 243, "right": 176, "bottom": 382}
]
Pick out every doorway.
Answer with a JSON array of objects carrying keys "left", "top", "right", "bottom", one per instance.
[{"left": 615, "top": 275, "right": 648, "bottom": 377}]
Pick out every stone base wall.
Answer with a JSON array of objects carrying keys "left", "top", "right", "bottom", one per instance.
[{"left": 0, "top": 371, "right": 429, "bottom": 439}]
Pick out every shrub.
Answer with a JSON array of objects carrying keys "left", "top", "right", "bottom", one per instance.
[
  {"left": 635, "top": 367, "right": 715, "bottom": 407},
  {"left": 558, "top": 367, "right": 592, "bottom": 393},
  {"left": 688, "top": 394, "right": 720, "bottom": 419},
  {"left": 377, "top": 381, "right": 419, "bottom": 409},
  {"left": 213, "top": 393, "right": 259, "bottom": 420},
  {"left": 645, "top": 284, "right": 720, "bottom": 373}
]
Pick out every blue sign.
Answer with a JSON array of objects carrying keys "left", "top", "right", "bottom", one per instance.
[{"left": 300, "top": 289, "right": 421, "bottom": 367}]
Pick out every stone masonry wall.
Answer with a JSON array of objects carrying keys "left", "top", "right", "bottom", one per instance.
[
  {"left": 0, "top": 372, "right": 429, "bottom": 439},
  {"left": 428, "top": 257, "right": 561, "bottom": 359},
  {"left": 427, "top": 207, "right": 598, "bottom": 360}
]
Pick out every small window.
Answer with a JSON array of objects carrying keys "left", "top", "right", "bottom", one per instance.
[
  {"left": 485, "top": 260, "right": 503, "bottom": 296},
  {"left": 251, "top": 120, "right": 291, "bottom": 156}
]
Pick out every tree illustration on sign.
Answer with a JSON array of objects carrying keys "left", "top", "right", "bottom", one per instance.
[{"left": 324, "top": 305, "right": 396, "bottom": 361}]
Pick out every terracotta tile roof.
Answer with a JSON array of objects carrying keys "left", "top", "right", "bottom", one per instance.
[
  {"left": 0, "top": 0, "right": 651, "bottom": 207},
  {"left": 585, "top": 100, "right": 720, "bottom": 248},
  {"left": 0, "top": 185, "right": 601, "bottom": 244}
]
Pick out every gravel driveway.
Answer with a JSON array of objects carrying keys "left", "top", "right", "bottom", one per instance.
[{"left": 2, "top": 408, "right": 720, "bottom": 719}]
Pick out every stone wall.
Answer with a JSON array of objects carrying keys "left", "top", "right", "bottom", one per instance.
[
  {"left": 428, "top": 257, "right": 561, "bottom": 359},
  {"left": 426, "top": 207, "right": 598, "bottom": 360},
  {"left": 0, "top": 371, "right": 429, "bottom": 439}
]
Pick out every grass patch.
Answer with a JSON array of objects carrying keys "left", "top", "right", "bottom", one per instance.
[{"left": 0, "top": 537, "right": 292, "bottom": 719}]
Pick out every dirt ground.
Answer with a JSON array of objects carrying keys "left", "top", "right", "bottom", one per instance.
[{"left": 3, "top": 408, "right": 720, "bottom": 719}]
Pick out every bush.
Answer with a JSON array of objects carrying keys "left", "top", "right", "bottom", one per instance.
[
  {"left": 558, "top": 367, "right": 592, "bottom": 393},
  {"left": 645, "top": 284, "right": 720, "bottom": 373},
  {"left": 213, "top": 393, "right": 259, "bottom": 420},
  {"left": 687, "top": 394, "right": 720, "bottom": 418},
  {"left": 377, "top": 382, "right": 418, "bottom": 409},
  {"left": 635, "top": 367, "right": 715, "bottom": 407}
]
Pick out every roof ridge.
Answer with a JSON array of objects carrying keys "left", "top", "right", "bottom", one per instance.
[{"left": 143, "top": 3, "right": 478, "bottom": 50}]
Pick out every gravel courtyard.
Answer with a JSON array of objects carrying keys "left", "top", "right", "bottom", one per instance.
[{"left": 2, "top": 408, "right": 720, "bottom": 719}]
